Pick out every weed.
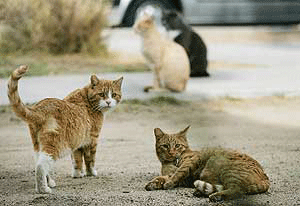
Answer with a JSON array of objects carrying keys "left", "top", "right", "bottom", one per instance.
[{"left": 0, "top": 0, "right": 108, "bottom": 55}]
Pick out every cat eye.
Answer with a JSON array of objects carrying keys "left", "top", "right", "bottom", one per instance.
[
  {"left": 175, "top": 144, "right": 181, "bottom": 148},
  {"left": 112, "top": 93, "right": 117, "bottom": 98},
  {"left": 98, "top": 93, "right": 105, "bottom": 97},
  {"left": 161, "top": 144, "right": 169, "bottom": 149}
]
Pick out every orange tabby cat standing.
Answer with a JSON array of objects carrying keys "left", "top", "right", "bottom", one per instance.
[
  {"left": 134, "top": 14, "right": 190, "bottom": 93},
  {"left": 7, "top": 65, "right": 123, "bottom": 193},
  {"left": 145, "top": 126, "right": 270, "bottom": 202}
]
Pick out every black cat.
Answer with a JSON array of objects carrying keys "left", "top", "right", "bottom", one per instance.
[{"left": 162, "top": 10, "right": 209, "bottom": 77}]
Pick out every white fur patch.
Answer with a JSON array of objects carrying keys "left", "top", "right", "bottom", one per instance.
[
  {"left": 59, "top": 149, "right": 72, "bottom": 159},
  {"left": 35, "top": 152, "right": 55, "bottom": 193},
  {"left": 45, "top": 117, "right": 59, "bottom": 133},
  {"left": 204, "top": 183, "right": 214, "bottom": 194},
  {"left": 194, "top": 180, "right": 213, "bottom": 195},
  {"left": 99, "top": 91, "right": 117, "bottom": 111},
  {"left": 36, "top": 152, "right": 54, "bottom": 172},
  {"left": 194, "top": 180, "right": 204, "bottom": 189},
  {"left": 72, "top": 168, "right": 85, "bottom": 178},
  {"left": 86, "top": 167, "right": 97, "bottom": 177},
  {"left": 168, "top": 30, "right": 181, "bottom": 39},
  {"left": 47, "top": 176, "right": 56, "bottom": 188},
  {"left": 215, "top": 184, "right": 224, "bottom": 192}
]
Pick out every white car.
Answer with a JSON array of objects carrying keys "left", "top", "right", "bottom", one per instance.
[{"left": 109, "top": 0, "right": 300, "bottom": 27}]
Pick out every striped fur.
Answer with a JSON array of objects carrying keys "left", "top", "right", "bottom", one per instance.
[
  {"left": 145, "top": 126, "right": 270, "bottom": 202},
  {"left": 7, "top": 65, "right": 123, "bottom": 193}
]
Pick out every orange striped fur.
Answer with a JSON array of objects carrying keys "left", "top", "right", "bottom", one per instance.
[
  {"left": 7, "top": 65, "right": 123, "bottom": 193},
  {"left": 145, "top": 126, "right": 270, "bottom": 202}
]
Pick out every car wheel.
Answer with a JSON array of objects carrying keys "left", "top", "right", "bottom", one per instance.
[{"left": 122, "top": 0, "right": 175, "bottom": 27}]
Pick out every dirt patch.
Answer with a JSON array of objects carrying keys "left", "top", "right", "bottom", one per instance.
[{"left": 0, "top": 98, "right": 299, "bottom": 205}]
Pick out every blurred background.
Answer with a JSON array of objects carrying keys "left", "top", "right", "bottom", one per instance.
[
  {"left": 110, "top": 0, "right": 300, "bottom": 27},
  {"left": 1, "top": 0, "right": 300, "bottom": 101}
]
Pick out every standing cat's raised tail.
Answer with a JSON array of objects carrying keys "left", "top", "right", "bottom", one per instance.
[{"left": 7, "top": 65, "right": 43, "bottom": 124}]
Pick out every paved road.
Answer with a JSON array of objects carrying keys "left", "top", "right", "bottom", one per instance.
[{"left": 1, "top": 27, "right": 300, "bottom": 105}]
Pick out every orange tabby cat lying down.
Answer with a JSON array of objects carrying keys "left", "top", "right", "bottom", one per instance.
[
  {"left": 7, "top": 65, "right": 123, "bottom": 193},
  {"left": 145, "top": 126, "right": 270, "bottom": 202},
  {"left": 134, "top": 14, "right": 190, "bottom": 93}
]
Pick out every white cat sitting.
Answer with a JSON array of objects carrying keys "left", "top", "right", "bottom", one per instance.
[{"left": 134, "top": 14, "right": 190, "bottom": 93}]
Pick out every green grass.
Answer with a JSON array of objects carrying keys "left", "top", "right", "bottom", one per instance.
[
  {"left": 0, "top": 54, "right": 149, "bottom": 78},
  {"left": 123, "top": 96, "right": 188, "bottom": 106},
  {"left": 224, "top": 96, "right": 242, "bottom": 102},
  {"left": 0, "top": 61, "right": 54, "bottom": 78},
  {"left": 117, "top": 96, "right": 189, "bottom": 113}
]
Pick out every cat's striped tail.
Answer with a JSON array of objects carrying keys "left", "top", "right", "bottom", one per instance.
[
  {"left": 194, "top": 178, "right": 270, "bottom": 201},
  {"left": 194, "top": 180, "right": 224, "bottom": 197},
  {"left": 7, "top": 65, "right": 42, "bottom": 123}
]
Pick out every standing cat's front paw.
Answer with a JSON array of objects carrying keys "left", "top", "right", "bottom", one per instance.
[
  {"left": 72, "top": 168, "right": 85, "bottom": 178},
  {"left": 36, "top": 185, "right": 52, "bottom": 194},
  {"left": 47, "top": 176, "right": 56, "bottom": 188},
  {"left": 145, "top": 176, "right": 167, "bottom": 191},
  {"left": 86, "top": 168, "right": 97, "bottom": 177}
]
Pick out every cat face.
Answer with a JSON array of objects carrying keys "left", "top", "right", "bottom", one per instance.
[
  {"left": 87, "top": 75, "right": 123, "bottom": 112},
  {"left": 133, "top": 15, "right": 155, "bottom": 33},
  {"left": 154, "top": 126, "right": 190, "bottom": 162}
]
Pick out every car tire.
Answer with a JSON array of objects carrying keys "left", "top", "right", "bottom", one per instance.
[{"left": 122, "top": 0, "right": 175, "bottom": 27}]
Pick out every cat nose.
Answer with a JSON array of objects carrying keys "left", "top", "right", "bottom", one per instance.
[
  {"left": 106, "top": 100, "right": 111, "bottom": 106},
  {"left": 169, "top": 149, "right": 176, "bottom": 155}
]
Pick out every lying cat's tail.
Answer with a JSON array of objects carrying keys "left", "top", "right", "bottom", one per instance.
[
  {"left": 194, "top": 178, "right": 270, "bottom": 201},
  {"left": 194, "top": 180, "right": 224, "bottom": 197},
  {"left": 7, "top": 65, "right": 43, "bottom": 123}
]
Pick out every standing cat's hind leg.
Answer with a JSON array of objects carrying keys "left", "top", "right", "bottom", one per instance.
[
  {"left": 72, "top": 149, "right": 85, "bottom": 178},
  {"left": 35, "top": 152, "right": 54, "bottom": 193},
  {"left": 83, "top": 144, "right": 98, "bottom": 177}
]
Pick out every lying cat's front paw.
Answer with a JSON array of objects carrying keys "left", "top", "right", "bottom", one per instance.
[
  {"left": 163, "top": 180, "right": 176, "bottom": 190},
  {"left": 145, "top": 176, "right": 166, "bottom": 191}
]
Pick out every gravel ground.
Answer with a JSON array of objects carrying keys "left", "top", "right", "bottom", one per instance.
[{"left": 0, "top": 97, "right": 299, "bottom": 205}]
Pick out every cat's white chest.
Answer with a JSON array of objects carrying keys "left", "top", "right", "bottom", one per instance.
[{"left": 142, "top": 37, "right": 161, "bottom": 64}]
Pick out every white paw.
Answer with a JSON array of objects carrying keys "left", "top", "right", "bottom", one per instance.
[
  {"left": 36, "top": 186, "right": 52, "bottom": 194},
  {"left": 86, "top": 168, "right": 97, "bottom": 177},
  {"left": 194, "top": 180, "right": 204, "bottom": 188},
  {"left": 47, "top": 176, "right": 56, "bottom": 188},
  {"left": 194, "top": 180, "right": 213, "bottom": 195},
  {"left": 72, "top": 169, "right": 85, "bottom": 178}
]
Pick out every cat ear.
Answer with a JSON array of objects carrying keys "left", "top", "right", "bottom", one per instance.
[
  {"left": 113, "top": 76, "right": 123, "bottom": 88},
  {"left": 154, "top": 128, "right": 164, "bottom": 140},
  {"left": 178, "top": 125, "right": 190, "bottom": 136},
  {"left": 90, "top": 75, "right": 99, "bottom": 87}
]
